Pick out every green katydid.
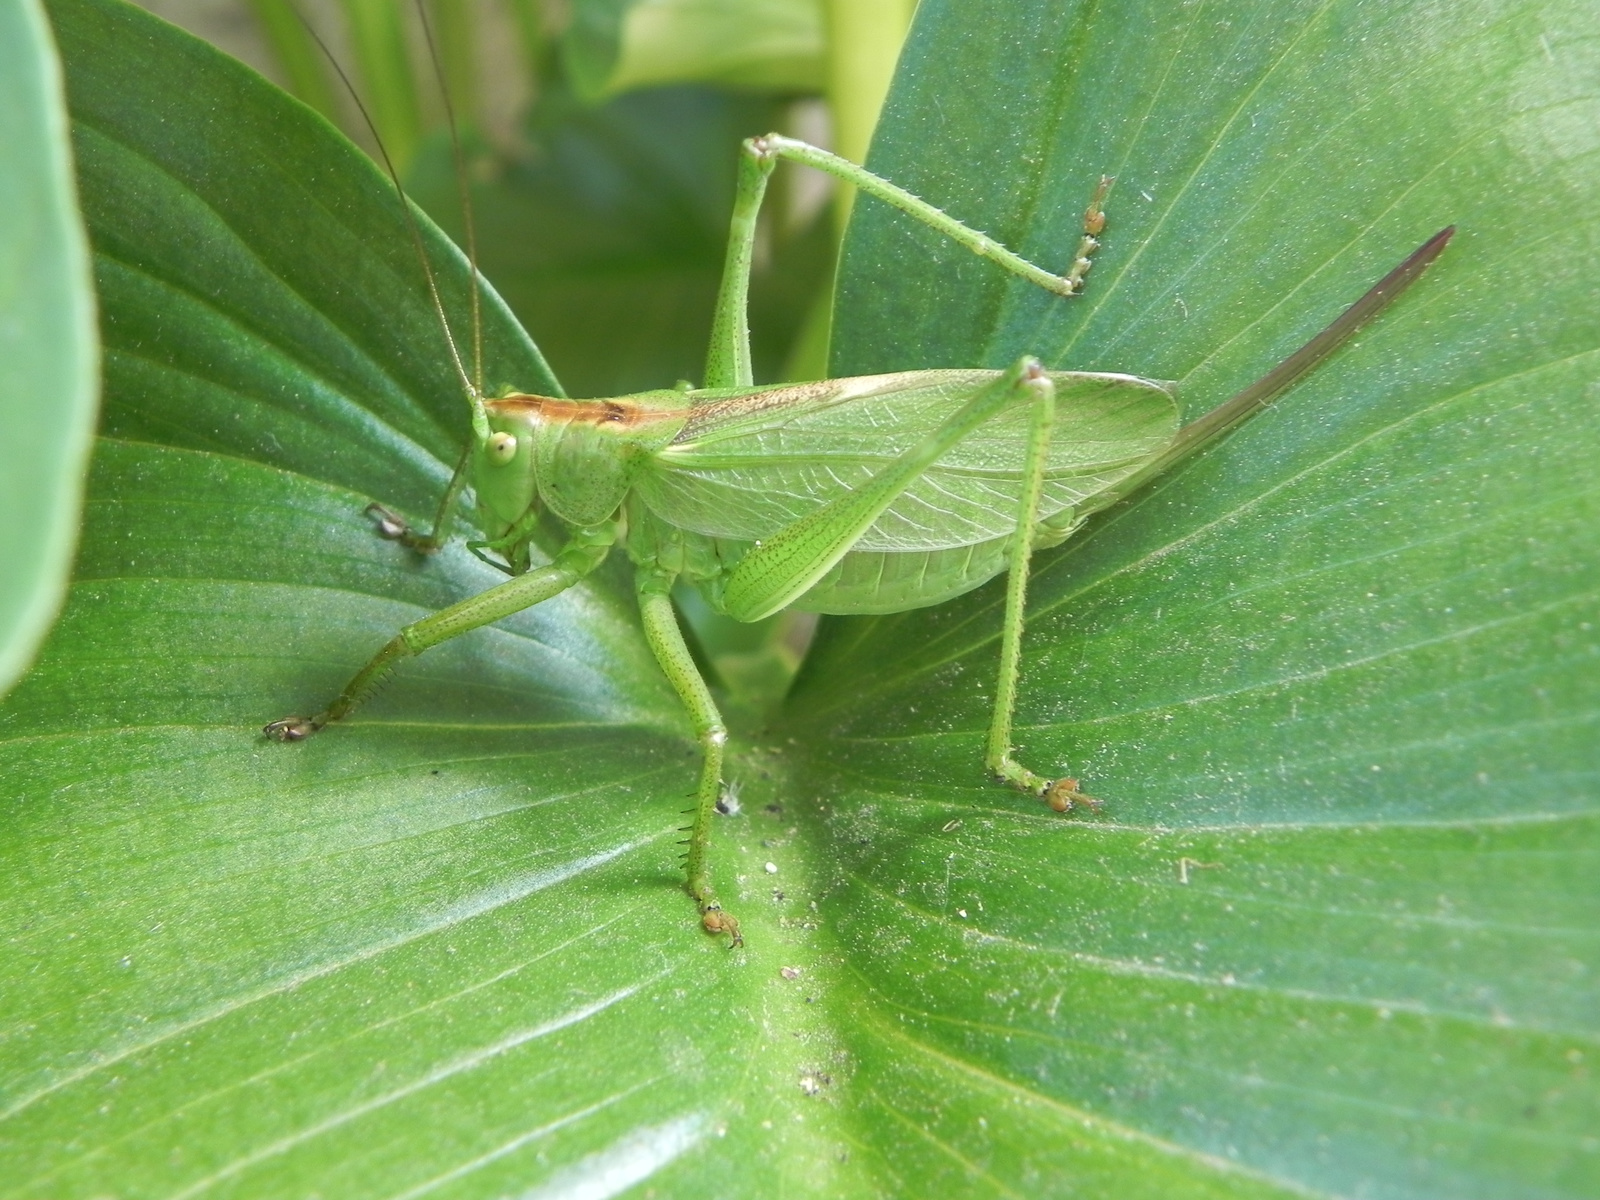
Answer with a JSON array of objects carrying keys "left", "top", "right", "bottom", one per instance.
[{"left": 264, "top": 124, "right": 1453, "bottom": 946}]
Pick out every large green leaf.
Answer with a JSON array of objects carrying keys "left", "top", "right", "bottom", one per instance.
[
  {"left": 1, "top": 2, "right": 1595, "bottom": 1200},
  {"left": 0, "top": 0, "right": 97, "bottom": 697},
  {"left": 811, "top": 0, "right": 1600, "bottom": 1193}
]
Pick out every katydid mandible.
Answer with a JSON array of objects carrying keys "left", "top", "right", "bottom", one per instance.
[{"left": 265, "top": 131, "right": 1454, "bottom": 946}]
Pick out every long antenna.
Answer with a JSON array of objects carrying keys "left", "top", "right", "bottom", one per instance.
[
  {"left": 412, "top": 0, "right": 484, "bottom": 398},
  {"left": 295, "top": 7, "right": 480, "bottom": 404}
]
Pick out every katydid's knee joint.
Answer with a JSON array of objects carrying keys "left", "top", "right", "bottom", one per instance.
[
  {"left": 746, "top": 133, "right": 781, "bottom": 163},
  {"left": 743, "top": 136, "right": 782, "bottom": 178}
]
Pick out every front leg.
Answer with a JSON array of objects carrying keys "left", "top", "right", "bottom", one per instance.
[
  {"left": 634, "top": 568, "right": 740, "bottom": 946},
  {"left": 265, "top": 521, "right": 617, "bottom": 740}
]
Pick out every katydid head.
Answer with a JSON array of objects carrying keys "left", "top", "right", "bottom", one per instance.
[
  {"left": 474, "top": 391, "right": 692, "bottom": 541},
  {"left": 474, "top": 402, "right": 541, "bottom": 537}
]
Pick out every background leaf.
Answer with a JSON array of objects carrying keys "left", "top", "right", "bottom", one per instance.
[
  {"left": 407, "top": 81, "right": 832, "bottom": 398},
  {"left": 563, "top": 0, "right": 824, "bottom": 101},
  {"left": 0, "top": 0, "right": 98, "bottom": 698},
  {"left": 2, "top": 1, "right": 1596, "bottom": 1199}
]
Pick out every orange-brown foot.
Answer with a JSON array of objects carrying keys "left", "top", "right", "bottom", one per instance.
[
  {"left": 701, "top": 905, "right": 743, "bottom": 948},
  {"left": 1045, "top": 778, "right": 1102, "bottom": 813}
]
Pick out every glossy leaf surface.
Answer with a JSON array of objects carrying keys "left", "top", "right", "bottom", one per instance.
[
  {"left": 2, "top": 0, "right": 1596, "bottom": 1196},
  {"left": 814, "top": 0, "right": 1600, "bottom": 1194}
]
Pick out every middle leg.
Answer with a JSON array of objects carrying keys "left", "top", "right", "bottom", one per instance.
[{"left": 265, "top": 520, "right": 617, "bottom": 740}]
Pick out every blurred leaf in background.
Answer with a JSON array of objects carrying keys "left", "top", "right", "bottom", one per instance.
[
  {"left": 165, "top": 0, "right": 919, "bottom": 387},
  {"left": 0, "top": 0, "right": 98, "bottom": 698},
  {"left": 407, "top": 83, "right": 833, "bottom": 399},
  {"left": 129, "top": 0, "right": 918, "bottom": 397},
  {"left": 565, "top": 0, "right": 825, "bottom": 101}
]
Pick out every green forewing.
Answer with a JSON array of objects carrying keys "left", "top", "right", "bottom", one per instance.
[{"left": 640, "top": 369, "right": 1176, "bottom": 552}]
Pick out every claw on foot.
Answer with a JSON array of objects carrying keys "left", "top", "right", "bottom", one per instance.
[
  {"left": 701, "top": 905, "right": 743, "bottom": 948},
  {"left": 366, "top": 503, "right": 439, "bottom": 553},
  {"left": 264, "top": 717, "right": 320, "bottom": 742},
  {"left": 1044, "top": 777, "right": 1102, "bottom": 814},
  {"left": 1083, "top": 174, "right": 1112, "bottom": 237},
  {"left": 365, "top": 503, "right": 410, "bottom": 541}
]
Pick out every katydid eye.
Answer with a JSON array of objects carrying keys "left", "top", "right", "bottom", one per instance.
[{"left": 486, "top": 431, "right": 518, "bottom": 465}]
